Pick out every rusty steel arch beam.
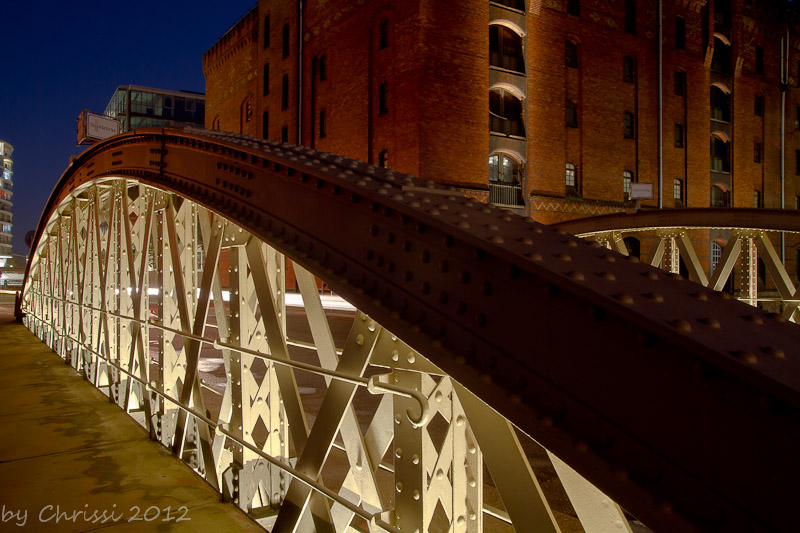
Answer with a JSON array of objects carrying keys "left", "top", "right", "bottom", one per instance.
[
  {"left": 553, "top": 208, "right": 800, "bottom": 237},
  {"left": 23, "top": 128, "right": 800, "bottom": 532}
]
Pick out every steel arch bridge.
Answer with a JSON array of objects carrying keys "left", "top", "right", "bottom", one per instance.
[
  {"left": 19, "top": 128, "right": 800, "bottom": 532},
  {"left": 555, "top": 209, "right": 800, "bottom": 318}
]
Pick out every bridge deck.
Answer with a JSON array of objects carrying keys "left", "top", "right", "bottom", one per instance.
[{"left": 0, "top": 304, "right": 262, "bottom": 532}]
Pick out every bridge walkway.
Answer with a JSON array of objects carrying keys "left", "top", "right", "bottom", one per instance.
[{"left": 0, "top": 305, "right": 262, "bottom": 532}]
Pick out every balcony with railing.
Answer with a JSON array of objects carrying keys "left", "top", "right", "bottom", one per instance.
[{"left": 489, "top": 182, "right": 524, "bottom": 206}]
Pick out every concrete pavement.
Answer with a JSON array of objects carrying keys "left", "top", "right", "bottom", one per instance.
[{"left": 0, "top": 305, "right": 263, "bottom": 532}]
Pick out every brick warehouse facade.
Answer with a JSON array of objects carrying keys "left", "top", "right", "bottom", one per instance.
[{"left": 203, "top": 0, "right": 800, "bottom": 294}]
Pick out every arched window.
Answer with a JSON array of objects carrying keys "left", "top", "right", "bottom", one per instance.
[
  {"left": 566, "top": 99, "right": 578, "bottom": 128},
  {"left": 282, "top": 75, "right": 289, "bottom": 110},
  {"left": 490, "top": 89, "right": 525, "bottom": 137},
  {"left": 711, "top": 37, "right": 731, "bottom": 75},
  {"left": 624, "top": 236, "right": 640, "bottom": 258},
  {"left": 711, "top": 135, "right": 730, "bottom": 172},
  {"left": 623, "top": 170, "right": 633, "bottom": 199},
  {"left": 567, "top": 0, "right": 580, "bottom": 16},
  {"left": 282, "top": 23, "right": 290, "bottom": 58},
  {"left": 263, "top": 15, "right": 270, "bottom": 48},
  {"left": 565, "top": 162, "right": 579, "bottom": 196},
  {"left": 623, "top": 56, "right": 635, "bottom": 83},
  {"left": 262, "top": 111, "right": 269, "bottom": 139},
  {"left": 490, "top": 25, "right": 524, "bottom": 73},
  {"left": 565, "top": 40, "right": 578, "bottom": 68},
  {"left": 711, "top": 241, "right": 723, "bottom": 273},
  {"left": 710, "top": 86, "right": 731, "bottom": 122},
  {"left": 674, "top": 178, "right": 684, "bottom": 206},
  {"left": 240, "top": 98, "right": 253, "bottom": 132},
  {"left": 489, "top": 153, "right": 524, "bottom": 205},
  {"left": 319, "top": 55, "right": 327, "bottom": 81},
  {"left": 281, "top": 125, "right": 289, "bottom": 143},
  {"left": 623, "top": 111, "right": 635, "bottom": 138},
  {"left": 711, "top": 184, "right": 729, "bottom": 207},
  {"left": 488, "top": 153, "right": 522, "bottom": 184},
  {"left": 212, "top": 116, "right": 221, "bottom": 130}
]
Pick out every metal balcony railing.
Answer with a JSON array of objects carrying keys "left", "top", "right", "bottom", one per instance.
[{"left": 489, "top": 182, "right": 524, "bottom": 206}]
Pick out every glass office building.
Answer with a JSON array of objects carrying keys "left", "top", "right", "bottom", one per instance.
[
  {"left": 103, "top": 85, "right": 205, "bottom": 132},
  {"left": 0, "top": 141, "right": 13, "bottom": 267}
]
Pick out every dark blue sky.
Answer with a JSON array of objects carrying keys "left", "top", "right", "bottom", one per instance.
[{"left": 0, "top": 1, "right": 256, "bottom": 256}]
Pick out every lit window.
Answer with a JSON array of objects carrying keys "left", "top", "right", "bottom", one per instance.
[
  {"left": 489, "top": 153, "right": 522, "bottom": 184},
  {"left": 623, "top": 170, "right": 633, "bottom": 199},
  {"left": 711, "top": 242, "right": 723, "bottom": 274},
  {"left": 674, "top": 178, "right": 684, "bottom": 206},
  {"left": 565, "top": 163, "right": 577, "bottom": 188}
]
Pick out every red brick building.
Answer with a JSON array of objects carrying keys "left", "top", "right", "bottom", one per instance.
[{"left": 203, "top": 0, "right": 800, "bottom": 284}]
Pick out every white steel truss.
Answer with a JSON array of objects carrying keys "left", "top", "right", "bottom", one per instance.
[
  {"left": 22, "top": 178, "right": 631, "bottom": 532},
  {"left": 596, "top": 228, "right": 800, "bottom": 321}
]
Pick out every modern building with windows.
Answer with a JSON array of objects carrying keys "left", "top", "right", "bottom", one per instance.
[
  {"left": 203, "top": 0, "right": 800, "bottom": 284},
  {"left": 0, "top": 141, "right": 13, "bottom": 267},
  {"left": 103, "top": 85, "right": 205, "bottom": 132}
]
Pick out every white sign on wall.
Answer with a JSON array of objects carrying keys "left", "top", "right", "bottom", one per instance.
[
  {"left": 630, "top": 182, "right": 654, "bottom": 200},
  {"left": 86, "top": 113, "right": 120, "bottom": 140}
]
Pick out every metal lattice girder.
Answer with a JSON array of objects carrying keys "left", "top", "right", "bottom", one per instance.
[{"left": 21, "top": 129, "right": 800, "bottom": 531}]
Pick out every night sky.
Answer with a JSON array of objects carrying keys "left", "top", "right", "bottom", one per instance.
[{"left": 0, "top": 1, "right": 256, "bottom": 256}]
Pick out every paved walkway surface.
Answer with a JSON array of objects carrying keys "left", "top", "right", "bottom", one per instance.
[{"left": 0, "top": 305, "right": 263, "bottom": 532}]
